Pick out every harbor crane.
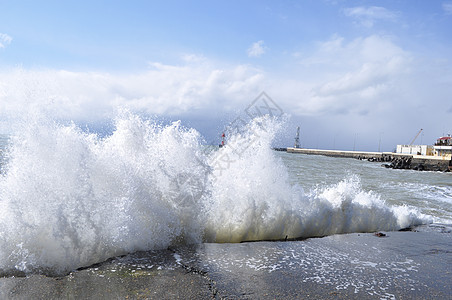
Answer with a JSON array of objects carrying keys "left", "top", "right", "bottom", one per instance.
[{"left": 408, "top": 128, "right": 423, "bottom": 145}]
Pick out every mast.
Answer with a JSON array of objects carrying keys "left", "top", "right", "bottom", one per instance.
[{"left": 294, "top": 126, "right": 300, "bottom": 148}]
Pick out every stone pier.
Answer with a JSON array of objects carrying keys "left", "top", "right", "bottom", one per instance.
[{"left": 285, "top": 147, "right": 451, "bottom": 172}]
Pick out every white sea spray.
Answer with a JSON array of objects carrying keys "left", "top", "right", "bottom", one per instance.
[{"left": 0, "top": 112, "right": 431, "bottom": 275}]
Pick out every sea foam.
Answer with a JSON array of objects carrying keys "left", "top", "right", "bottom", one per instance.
[{"left": 0, "top": 112, "right": 430, "bottom": 275}]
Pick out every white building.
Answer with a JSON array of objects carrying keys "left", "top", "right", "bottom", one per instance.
[
  {"left": 396, "top": 135, "right": 452, "bottom": 160},
  {"left": 433, "top": 135, "right": 452, "bottom": 159},
  {"left": 396, "top": 144, "right": 433, "bottom": 156}
]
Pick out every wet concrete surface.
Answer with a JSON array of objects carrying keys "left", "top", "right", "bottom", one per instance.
[
  {"left": 0, "top": 249, "right": 215, "bottom": 299},
  {"left": 0, "top": 225, "right": 450, "bottom": 299}
]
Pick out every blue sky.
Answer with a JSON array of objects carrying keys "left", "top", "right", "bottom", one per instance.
[{"left": 1, "top": 0, "right": 452, "bottom": 150}]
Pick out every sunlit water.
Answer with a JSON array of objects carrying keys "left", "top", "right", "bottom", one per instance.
[{"left": 279, "top": 151, "right": 452, "bottom": 224}]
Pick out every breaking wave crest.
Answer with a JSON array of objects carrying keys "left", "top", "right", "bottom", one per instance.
[{"left": 0, "top": 112, "right": 430, "bottom": 275}]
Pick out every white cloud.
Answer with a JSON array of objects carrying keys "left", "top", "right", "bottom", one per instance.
[
  {"left": 287, "top": 35, "right": 413, "bottom": 116},
  {"left": 0, "top": 33, "right": 12, "bottom": 48},
  {"left": 0, "top": 35, "right": 431, "bottom": 127},
  {"left": 0, "top": 62, "right": 265, "bottom": 124},
  {"left": 343, "top": 6, "right": 397, "bottom": 27},
  {"left": 247, "top": 40, "right": 266, "bottom": 57},
  {"left": 0, "top": 36, "right": 450, "bottom": 150},
  {"left": 278, "top": 33, "right": 452, "bottom": 149},
  {"left": 443, "top": 2, "right": 452, "bottom": 15}
]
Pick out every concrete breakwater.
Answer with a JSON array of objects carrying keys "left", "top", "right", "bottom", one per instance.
[{"left": 286, "top": 147, "right": 452, "bottom": 172}]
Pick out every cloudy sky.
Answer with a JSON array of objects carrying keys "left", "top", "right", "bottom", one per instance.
[{"left": 0, "top": 0, "right": 451, "bottom": 151}]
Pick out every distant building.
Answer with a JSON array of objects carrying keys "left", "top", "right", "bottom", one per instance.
[
  {"left": 396, "top": 144, "right": 433, "bottom": 156},
  {"left": 433, "top": 135, "right": 452, "bottom": 159},
  {"left": 396, "top": 135, "right": 452, "bottom": 160}
]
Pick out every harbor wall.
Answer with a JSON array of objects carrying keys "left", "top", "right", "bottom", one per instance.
[
  {"left": 285, "top": 147, "right": 451, "bottom": 172},
  {"left": 286, "top": 148, "right": 383, "bottom": 159}
]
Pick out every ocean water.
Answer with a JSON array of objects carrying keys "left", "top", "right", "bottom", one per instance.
[
  {"left": 280, "top": 151, "right": 452, "bottom": 225},
  {"left": 0, "top": 112, "right": 449, "bottom": 278}
]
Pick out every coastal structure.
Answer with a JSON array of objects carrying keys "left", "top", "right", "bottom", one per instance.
[
  {"left": 433, "top": 135, "right": 452, "bottom": 159},
  {"left": 396, "top": 135, "right": 452, "bottom": 160},
  {"left": 396, "top": 144, "right": 432, "bottom": 156},
  {"left": 285, "top": 130, "right": 452, "bottom": 172},
  {"left": 294, "top": 126, "right": 300, "bottom": 148}
]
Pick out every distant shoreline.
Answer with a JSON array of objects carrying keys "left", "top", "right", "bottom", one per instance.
[{"left": 280, "top": 147, "right": 452, "bottom": 172}]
